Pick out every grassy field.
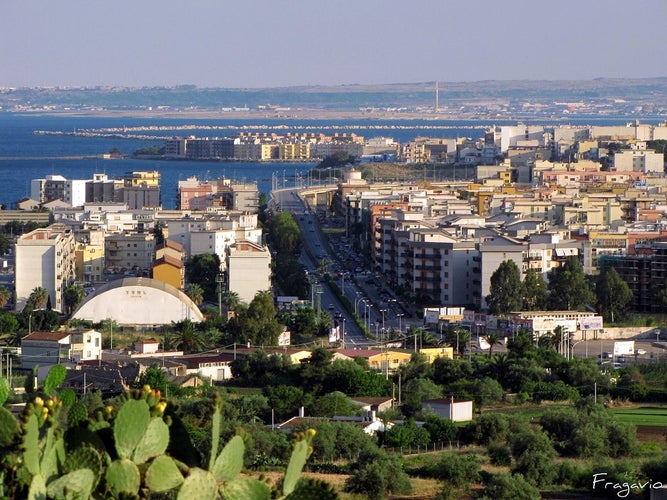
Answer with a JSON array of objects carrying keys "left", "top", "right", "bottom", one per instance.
[{"left": 611, "top": 406, "right": 667, "bottom": 426}]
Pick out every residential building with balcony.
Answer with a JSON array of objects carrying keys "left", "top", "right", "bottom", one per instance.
[
  {"left": 15, "top": 225, "right": 76, "bottom": 312},
  {"left": 105, "top": 232, "right": 155, "bottom": 275}
]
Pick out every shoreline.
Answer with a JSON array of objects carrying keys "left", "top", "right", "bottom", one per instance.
[{"left": 3, "top": 108, "right": 580, "bottom": 122}]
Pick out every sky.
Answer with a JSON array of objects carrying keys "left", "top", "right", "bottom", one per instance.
[{"left": 2, "top": 0, "right": 666, "bottom": 88}]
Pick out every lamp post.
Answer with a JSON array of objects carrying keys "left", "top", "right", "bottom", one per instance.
[
  {"left": 342, "top": 318, "right": 346, "bottom": 349},
  {"left": 216, "top": 273, "right": 225, "bottom": 317},
  {"left": 354, "top": 293, "right": 363, "bottom": 316},
  {"left": 396, "top": 313, "right": 404, "bottom": 335}
]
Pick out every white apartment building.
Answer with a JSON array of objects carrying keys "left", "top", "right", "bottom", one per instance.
[
  {"left": 226, "top": 240, "right": 272, "bottom": 304},
  {"left": 613, "top": 143, "right": 664, "bottom": 174},
  {"left": 15, "top": 225, "right": 77, "bottom": 312}
]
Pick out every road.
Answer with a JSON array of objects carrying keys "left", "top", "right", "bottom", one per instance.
[{"left": 271, "top": 188, "right": 374, "bottom": 347}]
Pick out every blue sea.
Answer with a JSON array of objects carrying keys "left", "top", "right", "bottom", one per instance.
[{"left": 0, "top": 113, "right": 660, "bottom": 209}]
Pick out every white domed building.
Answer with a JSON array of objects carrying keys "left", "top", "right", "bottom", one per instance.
[{"left": 71, "top": 277, "right": 203, "bottom": 327}]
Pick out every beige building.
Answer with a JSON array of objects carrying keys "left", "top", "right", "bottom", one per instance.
[
  {"left": 105, "top": 232, "right": 155, "bottom": 275},
  {"left": 15, "top": 225, "right": 77, "bottom": 312}
]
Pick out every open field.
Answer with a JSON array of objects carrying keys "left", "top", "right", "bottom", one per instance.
[{"left": 612, "top": 406, "right": 667, "bottom": 427}]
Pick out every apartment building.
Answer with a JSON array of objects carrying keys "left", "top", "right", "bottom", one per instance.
[
  {"left": 105, "top": 232, "right": 155, "bottom": 275},
  {"left": 226, "top": 240, "right": 272, "bottom": 304},
  {"left": 15, "top": 225, "right": 77, "bottom": 312}
]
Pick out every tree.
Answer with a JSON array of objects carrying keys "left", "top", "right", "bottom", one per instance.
[
  {"left": 483, "top": 332, "right": 502, "bottom": 358},
  {"left": 185, "top": 253, "right": 221, "bottom": 301},
  {"left": 186, "top": 283, "right": 204, "bottom": 306},
  {"left": 27, "top": 286, "right": 49, "bottom": 310},
  {"left": 172, "top": 319, "right": 206, "bottom": 352},
  {"left": 0, "top": 285, "right": 11, "bottom": 309},
  {"left": 0, "top": 234, "right": 10, "bottom": 256},
  {"left": 595, "top": 267, "right": 632, "bottom": 322},
  {"left": 137, "top": 365, "right": 168, "bottom": 393},
  {"left": 521, "top": 269, "right": 547, "bottom": 310},
  {"left": 486, "top": 260, "right": 522, "bottom": 315},
  {"left": 63, "top": 284, "right": 86, "bottom": 315},
  {"left": 546, "top": 257, "right": 594, "bottom": 311},
  {"left": 344, "top": 448, "right": 412, "bottom": 500},
  {"left": 482, "top": 473, "right": 540, "bottom": 500}
]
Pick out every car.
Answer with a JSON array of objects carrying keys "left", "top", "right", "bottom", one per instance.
[
  {"left": 636, "top": 348, "right": 647, "bottom": 355},
  {"left": 617, "top": 356, "right": 626, "bottom": 363},
  {"left": 600, "top": 352, "right": 612, "bottom": 360},
  {"left": 328, "top": 304, "right": 334, "bottom": 310}
]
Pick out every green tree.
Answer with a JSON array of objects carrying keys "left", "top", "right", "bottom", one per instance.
[
  {"left": 486, "top": 260, "right": 522, "bottom": 315},
  {"left": 422, "top": 415, "right": 457, "bottom": 443},
  {"left": 0, "top": 285, "right": 11, "bottom": 309},
  {"left": 63, "top": 284, "right": 86, "bottom": 315},
  {"left": 172, "top": 319, "right": 206, "bottom": 352},
  {"left": 186, "top": 283, "right": 204, "bottom": 306},
  {"left": 0, "top": 312, "right": 19, "bottom": 336},
  {"left": 27, "top": 286, "right": 49, "bottom": 310},
  {"left": 483, "top": 332, "right": 502, "bottom": 358},
  {"left": 433, "top": 453, "right": 480, "bottom": 489},
  {"left": 481, "top": 473, "right": 540, "bottom": 500},
  {"left": 384, "top": 419, "right": 430, "bottom": 448},
  {"left": 344, "top": 448, "right": 412, "bottom": 500},
  {"left": 595, "top": 267, "right": 632, "bottom": 322},
  {"left": 185, "top": 253, "right": 221, "bottom": 301},
  {"left": 137, "top": 365, "right": 168, "bottom": 393},
  {"left": 521, "top": 269, "right": 547, "bottom": 310},
  {"left": 546, "top": 257, "right": 594, "bottom": 311},
  {"left": 401, "top": 377, "right": 443, "bottom": 416},
  {"left": 0, "top": 234, "right": 10, "bottom": 256},
  {"left": 269, "top": 211, "right": 302, "bottom": 255}
]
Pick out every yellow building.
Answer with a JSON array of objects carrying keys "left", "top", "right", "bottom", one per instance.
[
  {"left": 419, "top": 346, "right": 454, "bottom": 363},
  {"left": 123, "top": 171, "right": 160, "bottom": 188},
  {"left": 152, "top": 254, "right": 185, "bottom": 291},
  {"left": 75, "top": 230, "right": 106, "bottom": 283}
]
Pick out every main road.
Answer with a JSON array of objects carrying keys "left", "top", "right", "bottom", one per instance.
[{"left": 271, "top": 187, "right": 377, "bottom": 347}]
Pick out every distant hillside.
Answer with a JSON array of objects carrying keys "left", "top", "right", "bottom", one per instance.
[{"left": 2, "top": 78, "right": 667, "bottom": 115}]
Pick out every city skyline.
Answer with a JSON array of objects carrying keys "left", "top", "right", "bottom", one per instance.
[{"left": 2, "top": 0, "right": 666, "bottom": 89}]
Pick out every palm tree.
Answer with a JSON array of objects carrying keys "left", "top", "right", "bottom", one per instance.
[
  {"left": 222, "top": 290, "right": 241, "bottom": 312},
  {"left": 28, "top": 286, "right": 49, "bottom": 310},
  {"left": 63, "top": 284, "right": 86, "bottom": 315},
  {"left": 484, "top": 332, "right": 502, "bottom": 358},
  {"left": 0, "top": 285, "right": 10, "bottom": 309},
  {"left": 172, "top": 319, "right": 206, "bottom": 352},
  {"left": 186, "top": 283, "right": 204, "bottom": 306}
]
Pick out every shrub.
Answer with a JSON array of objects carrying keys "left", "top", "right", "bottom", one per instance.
[
  {"left": 488, "top": 442, "right": 512, "bottom": 466},
  {"left": 480, "top": 473, "right": 540, "bottom": 500},
  {"left": 433, "top": 453, "right": 480, "bottom": 488}
]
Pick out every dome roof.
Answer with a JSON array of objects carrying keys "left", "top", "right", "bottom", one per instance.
[{"left": 72, "top": 277, "right": 203, "bottom": 326}]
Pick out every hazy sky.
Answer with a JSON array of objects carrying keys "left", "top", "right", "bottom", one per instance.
[{"left": 2, "top": 0, "right": 666, "bottom": 88}]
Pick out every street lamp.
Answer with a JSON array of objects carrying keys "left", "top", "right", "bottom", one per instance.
[
  {"left": 354, "top": 292, "right": 363, "bottom": 316},
  {"left": 396, "top": 313, "right": 404, "bottom": 334}
]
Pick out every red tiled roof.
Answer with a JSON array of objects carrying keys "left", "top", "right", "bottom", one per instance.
[{"left": 22, "top": 331, "right": 70, "bottom": 342}]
